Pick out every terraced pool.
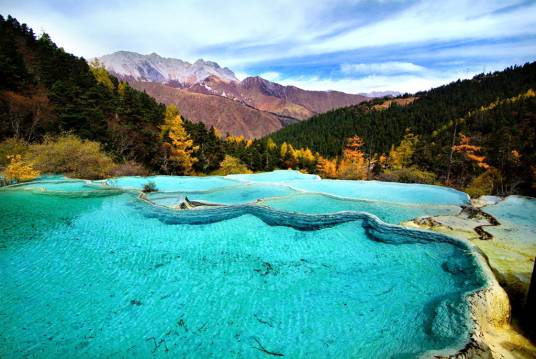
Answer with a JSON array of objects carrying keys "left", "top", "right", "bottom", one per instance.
[{"left": 0, "top": 171, "right": 487, "bottom": 358}]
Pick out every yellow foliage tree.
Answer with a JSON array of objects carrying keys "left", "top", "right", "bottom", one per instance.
[
  {"left": 378, "top": 153, "right": 388, "bottom": 168},
  {"left": 225, "top": 135, "right": 246, "bottom": 145},
  {"left": 117, "top": 82, "right": 127, "bottom": 96},
  {"left": 3, "top": 154, "right": 40, "bottom": 183},
  {"left": 266, "top": 138, "right": 277, "bottom": 151},
  {"left": 316, "top": 156, "right": 338, "bottom": 178},
  {"left": 280, "top": 142, "right": 289, "bottom": 159},
  {"left": 89, "top": 59, "right": 114, "bottom": 90},
  {"left": 0, "top": 138, "right": 29, "bottom": 167},
  {"left": 296, "top": 147, "right": 315, "bottom": 167},
  {"left": 161, "top": 105, "right": 198, "bottom": 175},
  {"left": 387, "top": 129, "right": 419, "bottom": 170},
  {"left": 338, "top": 135, "right": 367, "bottom": 179},
  {"left": 212, "top": 127, "right": 223, "bottom": 139},
  {"left": 464, "top": 168, "right": 502, "bottom": 198},
  {"left": 280, "top": 142, "right": 299, "bottom": 168},
  {"left": 211, "top": 155, "right": 252, "bottom": 175}
]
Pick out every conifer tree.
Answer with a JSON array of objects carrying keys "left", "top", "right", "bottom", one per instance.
[
  {"left": 160, "top": 105, "right": 198, "bottom": 174},
  {"left": 338, "top": 136, "right": 367, "bottom": 179},
  {"left": 88, "top": 59, "right": 114, "bottom": 90},
  {"left": 387, "top": 129, "right": 419, "bottom": 170},
  {"left": 316, "top": 156, "right": 338, "bottom": 178}
]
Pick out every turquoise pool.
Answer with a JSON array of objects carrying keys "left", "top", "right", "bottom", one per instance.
[{"left": 0, "top": 171, "right": 486, "bottom": 358}]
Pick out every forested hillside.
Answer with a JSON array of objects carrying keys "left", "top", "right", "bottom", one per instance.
[
  {"left": 268, "top": 63, "right": 536, "bottom": 195},
  {"left": 270, "top": 63, "right": 536, "bottom": 156},
  {"left": 0, "top": 15, "right": 167, "bottom": 169},
  {"left": 1, "top": 15, "right": 535, "bottom": 197},
  {"left": 0, "top": 15, "right": 303, "bottom": 180}
]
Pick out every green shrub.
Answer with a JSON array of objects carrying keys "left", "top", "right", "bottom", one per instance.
[
  {"left": 28, "top": 134, "right": 115, "bottom": 179},
  {"left": 464, "top": 168, "right": 502, "bottom": 198},
  {"left": 142, "top": 181, "right": 157, "bottom": 193},
  {"left": 211, "top": 155, "right": 252, "bottom": 175},
  {"left": 378, "top": 166, "right": 436, "bottom": 184},
  {"left": 0, "top": 138, "right": 29, "bottom": 168}
]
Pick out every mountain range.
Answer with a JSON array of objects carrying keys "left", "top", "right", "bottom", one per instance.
[{"left": 97, "top": 51, "right": 369, "bottom": 137}]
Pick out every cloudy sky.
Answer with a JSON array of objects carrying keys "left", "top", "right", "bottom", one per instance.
[{"left": 2, "top": 0, "right": 536, "bottom": 93}]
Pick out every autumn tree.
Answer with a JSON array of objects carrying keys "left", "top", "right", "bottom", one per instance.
[
  {"left": 211, "top": 155, "right": 252, "bottom": 175},
  {"left": 280, "top": 142, "right": 299, "bottom": 168},
  {"left": 338, "top": 135, "right": 367, "bottom": 179},
  {"left": 453, "top": 134, "right": 490, "bottom": 170},
  {"left": 160, "top": 105, "right": 198, "bottom": 175},
  {"left": 2, "top": 154, "right": 39, "bottom": 184},
  {"left": 316, "top": 156, "right": 338, "bottom": 178},
  {"left": 387, "top": 129, "right": 419, "bottom": 170},
  {"left": 88, "top": 59, "right": 114, "bottom": 90},
  {"left": 28, "top": 134, "right": 114, "bottom": 179},
  {"left": 0, "top": 138, "right": 28, "bottom": 167},
  {"left": 262, "top": 137, "right": 279, "bottom": 170},
  {"left": 450, "top": 133, "right": 490, "bottom": 186},
  {"left": 295, "top": 147, "right": 316, "bottom": 173}
]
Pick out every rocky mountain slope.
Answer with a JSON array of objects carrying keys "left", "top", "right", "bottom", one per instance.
[
  {"left": 130, "top": 81, "right": 290, "bottom": 138},
  {"left": 97, "top": 51, "right": 368, "bottom": 137},
  {"left": 188, "top": 75, "right": 368, "bottom": 119},
  {"left": 98, "top": 51, "right": 238, "bottom": 85}
]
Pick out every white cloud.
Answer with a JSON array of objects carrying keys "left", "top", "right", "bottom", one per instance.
[
  {"left": 295, "top": 0, "right": 536, "bottom": 62},
  {"left": 340, "top": 62, "right": 426, "bottom": 75},
  {"left": 2, "top": 0, "right": 535, "bottom": 93},
  {"left": 233, "top": 71, "right": 252, "bottom": 81},
  {"left": 3, "top": 0, "right": 535, "bottom": 66},
  {"left": 258, "top": 71, "right": 281, "bottom": 81},
  {"left": 0, "top": 0, "right": 341, "bottom": 62},
  {"left": 275, "top": 69, "right": 478, "bottom": 94}
]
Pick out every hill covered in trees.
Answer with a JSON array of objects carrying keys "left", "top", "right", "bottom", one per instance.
[
  {"left": 0, "top": 15, "right": 309, "bottom": 181},
  {"left": 0, "top": 15, "right": 166, "bottom": 170},
  {"left": 0, "top": 15, "right": 233, "bottom": 177},
  {"left": 267, "top": 63, "right": 536, "bottom": 195},
  {"left": 1, "top": 14, "right": 535, "bottom": 197}
]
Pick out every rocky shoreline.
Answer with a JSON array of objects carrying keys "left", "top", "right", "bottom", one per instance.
[{"left": 406, "top": 196, "right": 536, "bottom": 358}]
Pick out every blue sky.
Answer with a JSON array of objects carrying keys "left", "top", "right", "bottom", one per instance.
[{"left": 2, "top": 0, "right": 536, "bottom": 93}]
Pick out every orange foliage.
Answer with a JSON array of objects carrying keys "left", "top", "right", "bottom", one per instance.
[
  {"left": 338, "top": 136, "right": 367, "bottom": 179},
  {"left": 453, "top": 134, "right": 490, "bottom": 169},
  {"left": 3, "top": 154, "right": 40, "bottom": 183},
  {"left": 316, "top": 156, "right": 338, "bottom": 178}
]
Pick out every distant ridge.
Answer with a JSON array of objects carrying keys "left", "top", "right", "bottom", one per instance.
[
  {"left": 361, "top": 90, "right": 402, "bottom": 98},
  {"left": 98, "top": 51, "right": 369, "bottom": 137},
  {"left": 98, "top": 51, "right": 238, "bottom": 86}
]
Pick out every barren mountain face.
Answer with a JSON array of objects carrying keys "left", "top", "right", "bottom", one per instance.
[{"left": 98, "top": 51, "right": 368, "bottom": 137}]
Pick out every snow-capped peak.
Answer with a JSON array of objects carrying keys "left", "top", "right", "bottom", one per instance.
[{"left": 97, "top": 51, "right": 239, "bottom": 85}]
